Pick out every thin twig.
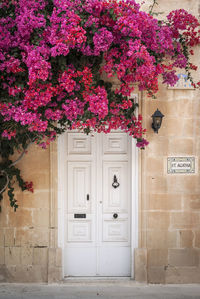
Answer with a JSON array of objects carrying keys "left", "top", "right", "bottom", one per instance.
[
  {"left": 149, "top": 0, "right": 158, "bottom": 15},
  {"left": 0, "top": 171, "right": 9, "bottom": 195},
  {"left": 10, "top": 142, "right": 33, "bottom": 167},
  {"left": 0, "top": 141, "right": 33, "bottom": 195}
]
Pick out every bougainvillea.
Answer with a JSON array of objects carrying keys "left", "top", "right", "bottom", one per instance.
[{"left": 0, "top": 0, "right": 199, "bottom": 210}]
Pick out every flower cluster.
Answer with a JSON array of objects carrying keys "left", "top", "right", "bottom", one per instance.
[
  {"left": 86, "top": 87, "right": 108, "bottom": 119},
  {"left": 24, "top": 181, "right": 34, "bottom": 193},
  {"left": 0, "top": 0, "right": 199, "bottom": 209},
  {"left": 0, "top": 0, "right": 199, "bottom": 147},
  {"left": 1, "top": 129, "right": 16, "bottom": 140}
]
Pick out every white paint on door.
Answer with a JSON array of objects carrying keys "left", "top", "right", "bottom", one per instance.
[{"left": 58, "top": 130, "right": 137, "bottom": 277}]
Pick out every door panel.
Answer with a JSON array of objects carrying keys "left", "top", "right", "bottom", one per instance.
[
  {"left": 102, "top": 219, "right": 128, "bottom": 242},
  {"left": 67, "top": 219, "right": 92, "bottom": 242},
  {"left": 68, "top": 162, "right": 91, "bottom": 213},
  {"left": 65, "top": 247, "right": 97, "bottom": 276},
  {"left": 68, "top": 133, "right": 92, "bottom": 155},
  {"left": 98, "top": 247, "right": 131, "bottom": 276},
  {"left": 102, "top": 162, "right": 129, "bottom": 213},
  {"left": 103, "top": 133, "right": 128, "bottom": 154}
]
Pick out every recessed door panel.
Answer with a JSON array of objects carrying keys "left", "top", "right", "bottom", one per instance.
[
  {"left": 68, "top": 162, "right": 91, "bottom": 213},
  {"left": 103, "top": 133, "right": 128, "bottom": 154},
  {"left": 103, "top": 162, "right": 129, "bottom": 213},
  {"left": 67, "top": 220, "right": 92, "bottom": 242},
  {"left": 103, "top": 219, "right": 128, "bottom": 242},
  {"left": 68, "top": 133, "right": 92, "bottom": 154}
]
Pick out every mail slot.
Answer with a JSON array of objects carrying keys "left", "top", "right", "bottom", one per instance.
[{"left": 74, "top": 214, "right": 86, "bottom": 218}]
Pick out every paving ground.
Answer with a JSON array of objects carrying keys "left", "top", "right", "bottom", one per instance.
[{"left": 0, "top": 281, "right": 200, "bottom": 299}]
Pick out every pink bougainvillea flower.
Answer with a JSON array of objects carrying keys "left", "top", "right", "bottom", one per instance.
[{"left": 0, "top": 0, "right": 199, "bottom": 151}]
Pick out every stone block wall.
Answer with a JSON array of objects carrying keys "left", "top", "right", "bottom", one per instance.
[
  {"left": 136, "top": 81, "right": 200, "bottom": 284},
  {"left": 0, "top": 144, "right": 62, "bottom": 282},
  {"left": 134, "top": 0, "right": 200, "bottom": 284}
]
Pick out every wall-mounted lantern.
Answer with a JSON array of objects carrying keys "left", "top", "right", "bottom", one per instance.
[{"left": 151, "top": 109, "right": 164, "bottom": 133}]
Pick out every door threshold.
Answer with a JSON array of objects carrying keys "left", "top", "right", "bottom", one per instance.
[
  {"left": 64, "top": 276, "right": 132, "bottom": 282},
  {"left": 62, "top": 277, "right": 137, "bottom": 286}
]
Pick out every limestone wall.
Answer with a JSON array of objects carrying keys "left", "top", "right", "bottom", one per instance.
[
  {"left": 0, "top": 143, "right": 61, "bottom": 282},
  {"left": 134, "top": 0, "right": 200, "bottom": 284},
  {"left": 135, "top": 83, "right": 200, "bottom": 283}
]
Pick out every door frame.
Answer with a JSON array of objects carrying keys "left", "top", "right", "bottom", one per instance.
[{"left": 57, "top": 132, "right": 139, "bottom": 279}]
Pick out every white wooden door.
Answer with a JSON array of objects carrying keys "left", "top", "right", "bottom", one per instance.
[{"left": 64, "top": 131, "right": 131, "bottom": 277}]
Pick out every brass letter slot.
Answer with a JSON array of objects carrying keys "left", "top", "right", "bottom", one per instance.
[{"left": 74, "top": 214, "right": 86, "bottom": 219}]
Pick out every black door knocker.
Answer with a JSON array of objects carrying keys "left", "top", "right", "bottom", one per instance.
[{"left": 112, "top": 175, "right": 120, "bottom": 189}]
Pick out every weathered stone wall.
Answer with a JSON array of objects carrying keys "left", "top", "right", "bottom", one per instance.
[
  {"left": 0, "top": 143, "right": 61, "bottom": 282},
  {"left": 135, "top": 84, "right": 200, "bottom": 284},
  {"left": 134, "top": 0, "right": 200, "bottom": 284}
]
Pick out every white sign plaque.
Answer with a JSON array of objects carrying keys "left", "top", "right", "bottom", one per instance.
[
  {"left": 167, "top": 157, "right": 195, "bottom": 174},
  {"left": 168, "top": 73, "right": 194, "bottom": 90}
]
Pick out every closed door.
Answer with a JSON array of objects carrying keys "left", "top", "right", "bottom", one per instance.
[{"left": 64, "top": 131, "right": 131, "bottom": 277}]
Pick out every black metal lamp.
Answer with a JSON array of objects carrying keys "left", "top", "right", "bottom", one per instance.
[{"left": 151, "top": 109, "right": 164, "bottom": 133}]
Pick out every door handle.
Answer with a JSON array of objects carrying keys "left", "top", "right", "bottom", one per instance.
[
  {"left": 87, "top": 194, "right": 89, "bottom": 201},
  {"left": 113, "top": 213, "right": 118, "bottom": 219}
]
